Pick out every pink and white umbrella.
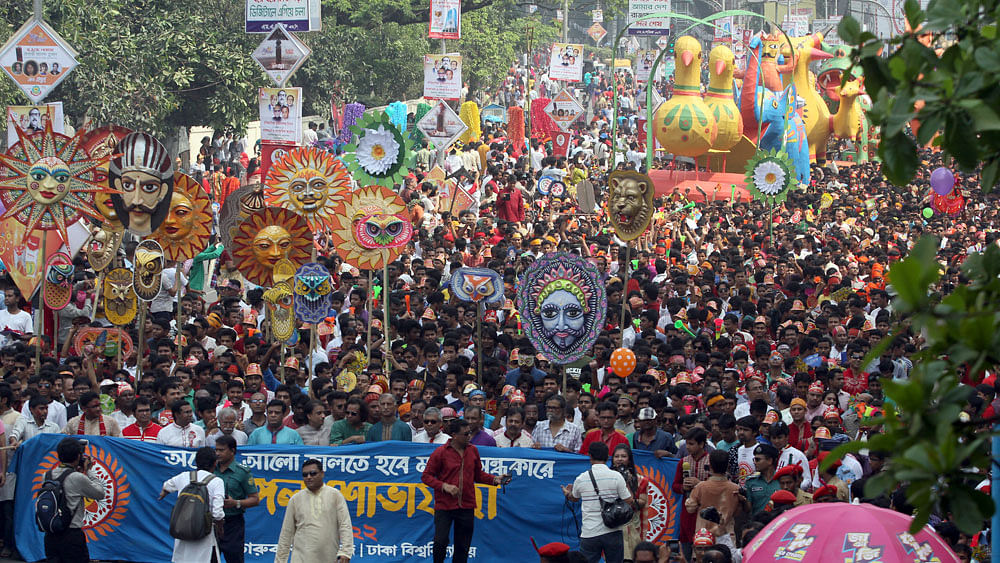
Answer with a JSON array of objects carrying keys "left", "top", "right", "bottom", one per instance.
[{"left": 743, "top": 503, "right": 960, "bottom": 563}]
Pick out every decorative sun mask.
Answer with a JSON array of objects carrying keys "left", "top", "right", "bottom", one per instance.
[
  {"left": 293, "top": 262, "right": 333, "bottom": 323},
  {"left": 219, "top": 182, "right": 267, "bottom": 251},
  {"left": 607, "top": 170, "right": 655, "bottom": 242},
  {"left": 231, "top": 207, "right": 311, "bottom": 287},
  {"left": 450, "top": 267, "right": 504, "bottom": 307},
  {"left": 0, "top": 122, "right": 109, "bottom": 244},
  {"left": 133, "top": 239, "right": 164, "bottom": 301},
  {"left": 103, "top": 267, "right": 137, "bottom": 326},
  {"left": 109, "top": 132, "right": 174, "bottom": 237},
  {"left": 79, "top": 125, "right": 132, "bottom": 229},
  {"left": 43, "top": 252, "right": 74, "bottom": 310},
  {"left": 352, "top": 212, "right": 413, "bottom": 249},
  {"left": 263, "top": 281, "right": 296, "bottom": 344},
  {"left": 265, "top": 147, "right": 351, "bottom": 231},
  {"left": 150, "top": 172, "right": 212, "bottom": 261},
  {"left": 329, "top": 185, "right": 409, "bottom": 270}
]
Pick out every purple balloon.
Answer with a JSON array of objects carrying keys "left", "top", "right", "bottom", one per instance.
[{"left": 930, "top": 167, "right": 955, "bottom": 196}]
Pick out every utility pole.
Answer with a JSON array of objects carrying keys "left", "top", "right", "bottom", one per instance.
[{"left": 562, "top": 0, "right": 569, "bottom": 41}]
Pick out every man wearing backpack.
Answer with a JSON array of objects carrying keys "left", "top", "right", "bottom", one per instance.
[
  {"left": 39, "top": 437, "right": 105, "bottom": 563},
  {"left": 158, "top": 446, "right": 224, "bottom": 562}
]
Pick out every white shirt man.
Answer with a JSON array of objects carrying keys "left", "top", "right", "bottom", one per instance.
[
  {"left": 412, "top": 407, "right": 450, "bottom": 444},
  {"left": 156, "top": 403, "right": 206, "bottom": 447},
  {"left": 563, "top": 450, "right": 633, "bottom": 547},
  {"left": 160, "top": 467, "right": 224, "bottom": 562},
  {"left": 0, "top": 290, "right": 32, "bottom": 347}
]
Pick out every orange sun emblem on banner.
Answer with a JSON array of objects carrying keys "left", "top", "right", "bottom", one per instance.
[{"left": 32, "top": 445, "right": 130, "bottom": 540}]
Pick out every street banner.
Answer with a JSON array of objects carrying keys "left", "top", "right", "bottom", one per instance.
[
  {"left": 548, "top": 43, "right": 584, "bottom": 82},
  {"left": 423, "top": 53, "right": 463, "bottom": 100},
  {"left": 635, "top": 49, "right": 660, "bottom": 83},
  {"left": 627, "top": 0, "right": 672, "bottom": 36},
  {"left": 259, "top": 141, "right": 296, "bottom": 183},
  {"left": 0, "top": 19, "right": 78, "bottom": 104},
  {"left": 245, "top": 0, "right": 321, "bottom": 33},
  {"left": 6, "top": 102, "right": 63, "bottom": 147},
  {"left": 428, "top": 0, "right": 462, "bottom": 39},
  {"left": 552, "top": 130, "right": 572, "bottom": 157},
  {"left": 258, "top": 86, "right": 302, "bottom": 144},
  {"left": 13, "top": 435, "right": 682, "bottom": 563}
]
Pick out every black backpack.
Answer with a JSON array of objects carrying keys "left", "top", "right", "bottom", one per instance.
[
  {"left": 169, "top": 471, "right": 216, "bottom": 541},
  {"left": 35, "top": 469, "right": 73, "bottom": 534}
]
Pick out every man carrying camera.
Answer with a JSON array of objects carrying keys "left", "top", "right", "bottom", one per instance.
[
  {"left": 44, "top": 438, "right": 106, "bottom": 563},
  {"left": 562, "top": 441, "right": 634, "bottom": 563}
]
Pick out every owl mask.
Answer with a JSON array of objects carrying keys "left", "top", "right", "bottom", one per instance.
[
  {"left": 263, "top": 281, "right": 296, "bottom": 344},
  {"left": 352, "top": 212, "right": 413, "bottom": 249},
  {"left": 133, "top": 240, "right": 164, "bottom": 301},
  {"left": 86, "top": 224, "right": 124, "bottom": 272},
  {"left": 104, "top": 268, "right": 137, "bottom": 326},
  {"left": 293, "top": 262, "right": 332, "bottom": 323},
  {"left": 450, "top": 267, "right": 504, "bottom": 307},
  {"left": 43, "top": 252, "right": 74, "bottom": 310}
]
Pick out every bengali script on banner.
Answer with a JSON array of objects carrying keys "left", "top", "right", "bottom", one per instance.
[{"left": 12, "top": 435, "right": 681, "bottom": 562}]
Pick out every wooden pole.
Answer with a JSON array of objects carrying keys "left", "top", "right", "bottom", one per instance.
[
  {"left": 476, "top": 301, "right": 483, "bottom": 388},
  {"left": 619, "top": 244, "right": 630, "bottom": 331},
  {"left": 366, "top": 270, "right": 373, "bottom": 367},
  {"left": 382, "top": 252, "right": 391, "bottom": 359},
  {"left": 174, "top": 266, "right": 183, "bottom": 361},
  {"left": 135, "top": 301, "right": 146, "bottom": 381},
  {"left": 34, "top": 233, "right": 47, "bottom": 376}
]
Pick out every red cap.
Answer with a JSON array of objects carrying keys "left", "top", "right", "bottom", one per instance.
[
  {"left": 813, "top": 484, "right": 839, "bottom": 500},
  {"left": 774, "top": 464, "right": 804, "bottom": 480},
  {"left": 531, "top": 538, "right": 570, "bottom": 558},
  {"left": 770, "top": 489, "right": 797, "bottom": 505}
]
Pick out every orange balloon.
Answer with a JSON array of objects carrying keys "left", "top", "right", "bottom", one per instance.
[{"left": 610, "top": 348, "right": 636, "bottom": 378}]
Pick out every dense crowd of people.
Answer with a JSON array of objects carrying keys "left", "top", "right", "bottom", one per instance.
[{"left": 0, "top": 50, "right": 992, "bottom": 563}]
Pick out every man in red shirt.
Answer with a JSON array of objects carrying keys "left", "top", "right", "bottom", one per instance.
[
  {"left": 122, "top": 397, "right": 162, "bottom": 442},
  {"left": 421, "top": 418, "right": 508, "bottom": 563},
  {"left": 579, "top": 401, "right": 629, "bottom": 455}
]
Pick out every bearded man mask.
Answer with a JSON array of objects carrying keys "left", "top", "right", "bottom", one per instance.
[{"left": 109, "top": 132, "right": 174, "bottom": 237}]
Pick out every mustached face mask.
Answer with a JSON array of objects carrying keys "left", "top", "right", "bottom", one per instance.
[
  {"left": 133, "top": 239, "right": 164, "bottom": 301},
  {"left": 43, "top": 252, "right": 74, "bottom": 310},
  {"left": 293, "top": 262, "right": 332, "bottom": 323},
  {"left": 104, "top": 268, "right": 137, "bottom": 326},
  {"left": 263, "top": 281, "right": 296, "bottom": 344}
]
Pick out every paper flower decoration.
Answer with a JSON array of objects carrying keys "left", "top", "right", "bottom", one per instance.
[
  {"left": 745, "top": 150, "right": 795, "bottom": 205},
  {"left": 329, "top": 185, "right": 409, "bottom": 270},
  {"left": 410, "top": 102, "right": 432, "bottom": 143},
  {"left": 507, "top": 106, "right": 525, "bottom": 158},
  {"left": 0, "top": 123, "right": 109, "bottom": 244},
  {"left": 338, "top": 102, "right": 366, "bottom": 145},
  {"left": 387, "top": 101, "right": 409, "bottom": 132},
  {"left": 531, "top": 98, "right": 558, "bottom": 135},
  {"left": 458, "top": 101, "right": 481, "bottom": 143},
  {"left": 343, "top": 112, "right": 414, "bottom": 188}
]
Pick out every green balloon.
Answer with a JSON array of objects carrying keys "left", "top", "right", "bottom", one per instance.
[{"left": 922, "top": 208, "right": 933, "bottom": 219}]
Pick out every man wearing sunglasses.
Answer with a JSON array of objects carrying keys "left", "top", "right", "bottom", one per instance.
[
  {"left": 422, "top": 418, "right": 509, "bottom": 563},
  {"left": 413, "top": 407, "right": 450, "bottom": 444},
  {"left": 276, "top": 459, "right": 354, "bottom": 563}
]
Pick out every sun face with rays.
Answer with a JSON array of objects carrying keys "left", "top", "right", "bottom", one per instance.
[
  {"left": 265, "top": 146, "right": 352, "bottom": 231},
  {"left": 231, "top": 207, "right": 312, "bottom": 287},
  {"left": 0, "top": 123, "right": 109, "bottom": 244},
  {"left": 150, "top": 172, "right": 213, "bottom": 262},
  {"left": 329, "top": 185, "right": 408, "bottom": 270}
]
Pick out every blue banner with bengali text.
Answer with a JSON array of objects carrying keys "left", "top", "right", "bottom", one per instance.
[{"left": 12, "top": 435, "right": 681, "bottom": 562}]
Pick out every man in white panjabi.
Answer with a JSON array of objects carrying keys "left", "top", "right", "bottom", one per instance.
[
  {"left": 158, "top": 447, "right": 224, "bottom": 563},
  {"left": 275, "top": 458, "right": 354, "bottom": 563}
]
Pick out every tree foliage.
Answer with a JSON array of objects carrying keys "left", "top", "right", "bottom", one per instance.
[
  {"left": 830, "top": 237, "right": 1000, "bottom": 534},
  {"left": 0, "top": 0, "right": 564, "bottom": 134},
  {"left": 837, "top": 0, "right": 1000, "bottom": 189}
]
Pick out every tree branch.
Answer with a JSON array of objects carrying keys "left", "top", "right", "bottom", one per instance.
[{"left": 330, "top": 0, "right": 497, "bottom": 27}]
